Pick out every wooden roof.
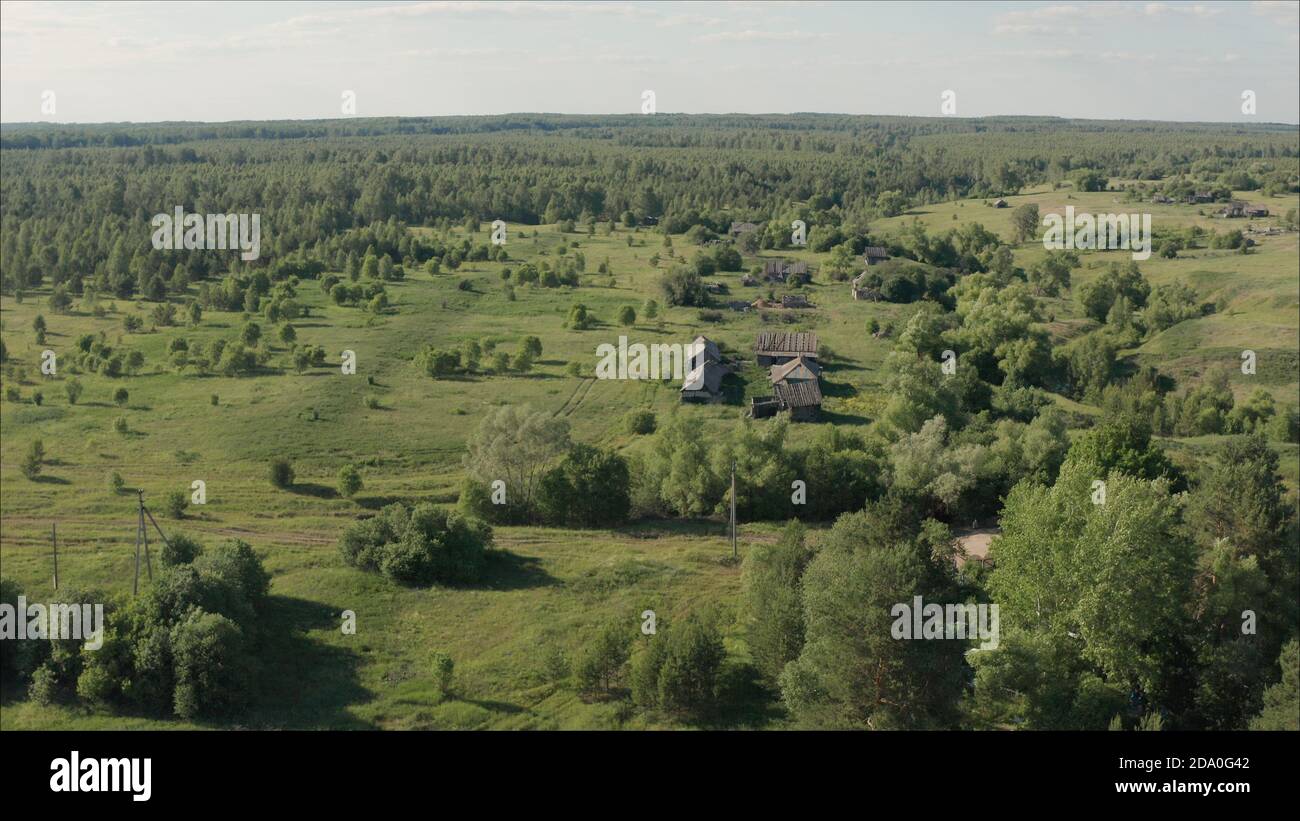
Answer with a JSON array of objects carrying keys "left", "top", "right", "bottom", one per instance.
[
  {"left": 769, "top": 355, "right": 821, "bottom": 384},
  {"left": 755, "top": 331, "right": 819, "bottom": 357},
  {"left": 773, "top": 379, "right": 822, "bottom": 408}
]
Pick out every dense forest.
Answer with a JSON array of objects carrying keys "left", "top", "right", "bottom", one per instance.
[{"left": 3, "top": 114, "right": 1297, "bottom": 300}]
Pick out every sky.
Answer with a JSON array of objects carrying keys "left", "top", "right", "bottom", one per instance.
[{"left": 2, "top": 0, "right": 1298, "bottom": 124}]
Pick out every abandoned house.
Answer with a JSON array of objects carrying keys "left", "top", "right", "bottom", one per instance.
[
  {"left": 681, "top": 359, "right": 728, "bottom": 404},
  {"left": 750, "top": 380, "right": 822, "bottom": 422},
  {"left": 762, "top": 259, "right": 811, "bottom": 284},
  {"left": 754, "top": 330, "right": 819, "bottom": 366},
  {"left": 781, "top": 294, "right": 811, "bottom": 309},
  {"left": 768, "top": 355, "right": 821, "bottom": 385},
  {"left": 862, "top": 246, "right": 889, "bottom": 266},
  {"left": 687, "top": 335, "right": 722, "bottom": 372}
]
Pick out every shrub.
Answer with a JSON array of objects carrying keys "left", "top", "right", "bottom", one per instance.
[
  {"left": 4, "top": 386, "right": 19, "bottom": 403},
  {"left": 21, "top": 439, "right": 44, "bottom": 480},
  {"left": 338, "top": 502, "right": 492, "bottom": 586},
  {"left": 113, "top": 387, "right": 129, "bottom": 406},
  {"left": 269, "top": 458, "right": 294, "bottom": 489},
  {"left": 64, "top": 378, "right": 83, "bottom": 405},
  {"left": 624, "top": 409, "right": 657, "bottom": 435},
  {"left": 108, "top": 471, "right": 126, "bottom": 494},
  {"left": 210, "top": 394, "right": 219, "bottom": 406},
  {"left": 337, "top": 464, "right": 363, "bottom": 497},
  {"left": 431, "top": 652, "right": 455, "bottom": 698},
  {"left": 161, "top": 533, "right": 204, "bottom": 567},
  {"left": 32, "top": 390, "right": 43, "bottom": 406},
  {"left": 164, "top": 489, "right": 189, "bottom": 519},
  {"left": 113, "top": 416, "right": 129, "bottom": 436}
]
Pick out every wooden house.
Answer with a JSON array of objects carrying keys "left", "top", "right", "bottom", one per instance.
[
  {"left": 754, "top": 331, "right": 819, "bottom": 366},
  {"left": 862, "top": 246, "right": 889, "bottom": 266},
  {"left": 681, "top": 359, "right": 727, "bottom": 403}
]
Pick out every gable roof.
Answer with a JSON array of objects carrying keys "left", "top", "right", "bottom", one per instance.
[
  {"left": 690, "top": 335, "right": 722, "bottom": 365},
  {"left": 773, "top": 379, "right": 822, "bottom": 408},
  {"left": 681, "top": 359, "right": 727, "bottom": 394},
  {"left": 862, "top": 246, "right": 889, "bottom": 259},
  {"left": 755, "top": 331, "right": 819, "bottom": 358},
  {"left": 769, "top": 355, "right": 821, "bottom": 384}
]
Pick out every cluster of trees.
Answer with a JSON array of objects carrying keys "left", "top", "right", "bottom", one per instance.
[
  {"left": 1, "top": 537, "right": 271, "bottom": 720},
  {"left": 573, "top": 610, "right": 730, "bottom": 722},
  {"left": 741, "top": 430, "right": 1297, "bottom": 730},
  {"left": 416, "top": 335, "right": 542, "bottom": 377},
  {"left": 338, "top": 502, "right": 493, "bottom": 586},
  {"left": 854, "top": 259, "right": 957, "bottom": 305},
  {"left": 458, "top": 406, "right": 631, "bottom": 528}
]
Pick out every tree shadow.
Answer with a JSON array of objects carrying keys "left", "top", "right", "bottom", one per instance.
[
  {"left": 288, "top": 482, "right": 338, "bottom": 499},
  {"left": 244, "top": 595, "right": 373, "bottom": 729},
  {"left": 33, "top": 474, "right": 72, "bottom": 485},
  {"left": 476, "top": 550, "right": 560, "bottom": 591},
  {"left": 354, "top": 494, "right": 407, "bottom": 510},
  {"left": 817, "top": 409, "right": 871, "bottom": 426}
]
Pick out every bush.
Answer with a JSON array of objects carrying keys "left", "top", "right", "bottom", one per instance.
[
  {"left": 269, "top": 458, "right": 294, "bottom": 489},
  {"left": 337, "top": 464, "right": 363, "bottom": 497},
  {"left": 161, "top": 533, "right": 204, "bottom": 567},
  {"left": 164, "top": 489, "right": 189, "bottom": 519},
  {"left": 113, "top": 387, "right": 129, "bottom": 407},
  {"left": 431, "top": 652, "right": 455, "bottom": 698},
  {"left": 170, "top": 609, "right": 249, "bottom": 719},
  {"left": 21, "top": 439, "right": 44, "bottom": 480},
  {"left": 338, "top": 502, "right": 493, "bottom": 586},
  {"left": 113, "top": 416, "right": 129, "bottom": 436},
  {"left": 624, "top": 409, "right": 657, "bottom": 435},
  {"left": 28, "top": 664, "right": 61, "bottom": 706},
  {"left": 64, "top": 378, "right": 83, "bottom": 405},
  {"left": 108, "top": 471, "right": 126, "bottom": 494}
]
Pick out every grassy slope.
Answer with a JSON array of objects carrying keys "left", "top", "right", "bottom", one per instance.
[{"left": 2, "top": 190, "right": 1297, "bottom": 728}]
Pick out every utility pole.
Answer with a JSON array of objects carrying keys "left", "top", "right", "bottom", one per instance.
[
  {"left": 131, "top": 491, "right": 170, "bottom": 594},
  {"left": 730, "top": 459, "right": 737, "bottom": 560},
  {"left": 133, "top": 491, "right": 143, "bottom": 595}
]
